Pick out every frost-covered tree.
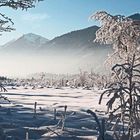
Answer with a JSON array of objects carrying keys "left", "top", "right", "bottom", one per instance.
[
  {"left": 99, "top": 56, "right": 140, "bottom": 140},
  {"left": 0, "top": 0, "right": 42, "bottom": 35},
  {"left": 91, "top": 11, "right": 140, "bottom": 65},
  {"left": 91, "top": 11, "right": 140, "bottom": 140}
]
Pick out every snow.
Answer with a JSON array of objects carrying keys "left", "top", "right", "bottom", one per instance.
[
  {"left": 23, "top": 33, "right": 48, "bottom": 44},
  {"left": 0, "top": 87, "right": 114, "bottom": 140},
  {"left": 2, "top": 87, "right": 108, "bottom": 112}
]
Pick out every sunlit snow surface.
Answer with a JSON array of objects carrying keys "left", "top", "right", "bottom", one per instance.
[
  {"left": 1, "top": 87, "right": 109, "bottom": 112},
  {"left": 0, "top": 87, "right": 120, "bottom": 140}
]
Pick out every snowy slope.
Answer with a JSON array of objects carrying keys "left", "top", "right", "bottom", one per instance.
[{"left": 0, "top": 33, "right": 49, "bottom": 54}]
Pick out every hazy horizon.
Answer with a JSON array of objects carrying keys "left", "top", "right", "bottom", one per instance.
[
  {"left": 0, "top": 50, "right": 109, "bottom": 78},
  {"left": 0, "top": 0, "right": 139, "bottom": 77}
]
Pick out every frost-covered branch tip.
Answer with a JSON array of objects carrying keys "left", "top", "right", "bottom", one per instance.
[
  {"left": 0, "top": 0, "right": 43, "bottom": 10},
  {"left": 0, "top": 0, "right": 43, "bottom": 34}
]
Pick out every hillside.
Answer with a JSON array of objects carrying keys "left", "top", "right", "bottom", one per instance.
[
  {"left": 0, "top": 25, "right": 112, "bottom": 75},
  {"left": 0, "top": 33, "right": 49, "bottom": 54}
]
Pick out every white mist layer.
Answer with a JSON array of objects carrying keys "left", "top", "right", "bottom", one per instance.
[{"left": 0, "top": 54, "right": 104, "bottom": 77}]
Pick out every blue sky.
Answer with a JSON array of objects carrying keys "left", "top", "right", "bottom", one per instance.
[{"left": 0, "top": 0, "right": 140, "bottom": 45}]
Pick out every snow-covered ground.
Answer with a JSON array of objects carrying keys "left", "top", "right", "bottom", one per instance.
[
  {"left": 2, "top": 87, "right": 108, "bottom": 112},
  {"left": 0, "top": 87, "right": 114, "bottom": 140}
]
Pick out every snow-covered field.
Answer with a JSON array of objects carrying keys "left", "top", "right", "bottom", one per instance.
[
  {"left": 0, "top": 87, "right": 113, "bottom": 140},
  {"left": 2, "top": 87, "right": 108, "bottom": 112}
]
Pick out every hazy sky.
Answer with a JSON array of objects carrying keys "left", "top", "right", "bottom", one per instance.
[{"left": 0, "top": 0, "right": 140, "bottom": 45}]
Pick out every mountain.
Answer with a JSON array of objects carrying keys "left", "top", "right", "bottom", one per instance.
[
  {"left": 39, "top": 26, "right": 112, "bottom": 73},
  {"left": 0, "top": 13, "right": 139, "bottom": 76},
  {"left": 1, "top": 13, "right": 139, "bottom": 56},
  {"left": 0, "top": 33, "right": 49, "bottom": 54},
  {"left": 40, "top": 26, "right": 103, "bottom": 55},
  {"left": 0, "top": 25, "right": 112, "bottom": 58},
  {"left": 38, "top": 13, "right": 140, "bottom": 56},
  {"left": 0, "top": 26, "right": 112, "bottom": 75},
  {"left": 128, "top": 13, "right": 140, "bottom": 20}
]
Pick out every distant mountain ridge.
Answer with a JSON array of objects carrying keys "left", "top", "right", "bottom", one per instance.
[
  {"left": 128, "top": 13, "right": 140, "bottom": 20},
  {"left": 0, "top": 33, "right": 49, "bottom": 54},
  {"left": 0, "top": 13, "right": 139, "bottom": 75},
  {"left": 0, "top": 13, "right": 139, "bottom": 55},
  {"left": 22, "top": 33, "right": 49, "bottom": 44},
  {"left": 39, "top": 25, "right": 105, "bottom": 55},
  {"left": 0, "top": 25, "right": 111, "bottom": 74},
  {"left": 0, "top": 25, "right": 109, "bottom": 56}
]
